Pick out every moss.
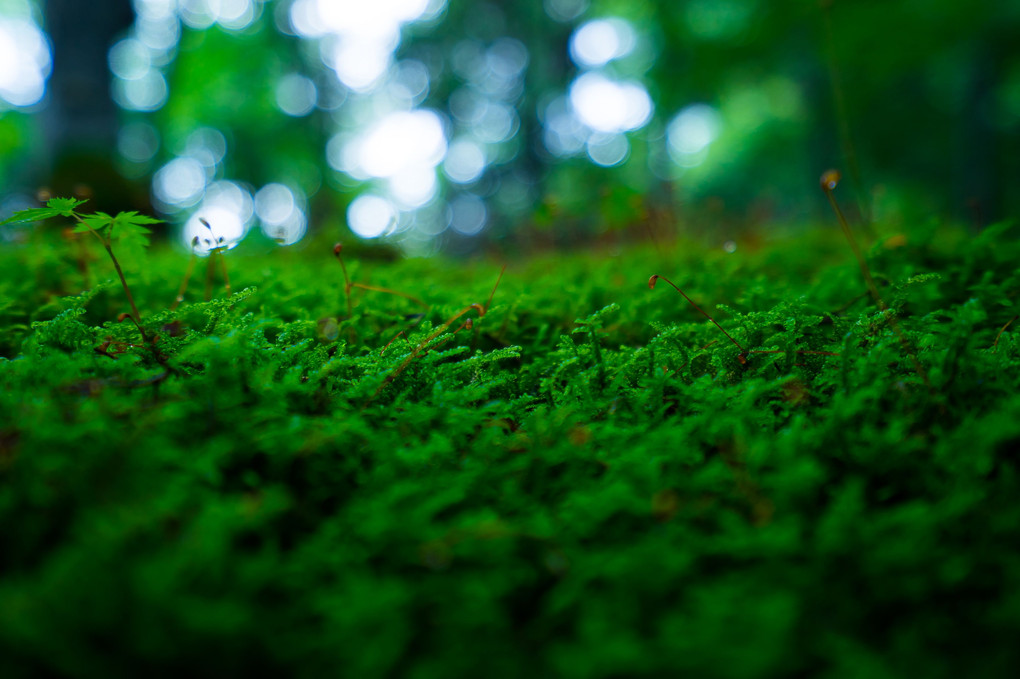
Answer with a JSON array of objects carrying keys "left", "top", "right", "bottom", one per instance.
[{"left": 2, "top": 210, "right": 1020, "bottom": 677}]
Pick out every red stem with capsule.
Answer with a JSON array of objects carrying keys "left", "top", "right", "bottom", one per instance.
[
  {"left": 365, "top": 265, "right": 506, "bottom": 407},
  {"left": 648, "top": 274, "right": 839, "bottom": 365},
  {"left": 365, "top": 303, "right": 487, "bottom": 407},
  {"left": 993, "top": 314, "right": 1018, "bottom": 353},
  {"left": 334, "top": 243, "right": 428, "bottom": 317},
  {"left": 820, "top": 169, "right": 932, "bottom": 389}
]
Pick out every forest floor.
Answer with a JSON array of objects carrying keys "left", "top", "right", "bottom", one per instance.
[{"left": 2, "top": 214, "right": 1020, "bottom": 678}]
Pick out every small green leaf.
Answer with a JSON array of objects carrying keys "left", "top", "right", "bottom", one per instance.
[
  {"left": 109, "top": 211, "right": 160, "bottom": 241},
  {"left": 82, "top": 214, "right": 115, "bottom": 234},
  {"left": 573, "top": 303, "right": 620, "bottom": 332},
  {"left": 115, "top": 211, "right": 162, "bottom": 226},
  {"left": 46, "top": 197, "right": 88, "bottom": 216},
  {"left": 0, "top": 207, "right": 62, "bottom": 226}
]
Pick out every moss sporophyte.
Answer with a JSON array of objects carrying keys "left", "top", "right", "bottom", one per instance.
[{"left": 648, "top": 274, "right": 839, "bottom": 367}]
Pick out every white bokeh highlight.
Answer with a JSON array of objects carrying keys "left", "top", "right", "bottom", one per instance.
[
  {"left": 348, "top": 194, "right": 397, "bottom": 239},
  {"left": 153, "top": 157, "right": 208, "bottom": 209},
  {"left": 182, "top": 180, "right": 254, "bottom": 254},
  {"left": 569, "top": 18, "right": 636, "bottom": 68},
  {"left": 255, "top": 183, "right": 307, "bottom": 245},
  {"left": 443, "top": 139, "right": 487, "bottom": 184},
  {"left": 275, "top": 73, "right": 317, "bottom": 116},
  {"left": 667, "top": 104, "right": 722, "bottom": 167},
  {"left": 569, "top": 73, "right": 652, "bottom": 134},
  {"left": 0, "top": 16, "right": 51, "bottom": 108}
]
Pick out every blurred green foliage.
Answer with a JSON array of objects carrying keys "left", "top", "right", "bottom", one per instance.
[{"left": 0, "top": 0, "right": 1017, "bottom": 249}]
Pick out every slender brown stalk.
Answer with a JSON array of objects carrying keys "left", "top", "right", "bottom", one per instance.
[
  {"left": 993, "top": 314, "right": 1018, "bottom": 353},
  {"left": 821, "top": 0, "right": 871, "bottom": 227},
  {"left": 649, "top": 274, "right": 747, "bottom": 361},
  {"left": 204, "top": 254, "right": 216, "bottom": 302},
  {"left": 73, "top": 214, "right": 147, "bottom": 343},
  {"left": 382, "top": 330, "right": 406, "bottom": 352},
  {"left": 821, "top": 170, "right": 932, "bottom": 389},
  {"left": 365, "top": 303, "right": 486, "bottom": 407},
  {"left": 218, "top": 249, "right": 231, "bottom": 297},
  {"left": 333, "top": 243, "right": 353, "bottom": 318},
  {"left": 170, "top": 251, "right": 197, "bottom": 311},
  {"left": 198, "top": 218, "right": 231, "bottom": 300},
  {"left": 103, "top": 244, "right": 145, "bottom": 339},
  {"left": 350, "top": 282, "right": 428, "bottom": 309},
  {"left": 649, "top": 273, "right": 840, "bottom": 365},
  {"left": 821, "top": 170, "right": 881, "bottom": 308},
  {"left": 485, "top": 264, "right": 507, "bottom": 312}
]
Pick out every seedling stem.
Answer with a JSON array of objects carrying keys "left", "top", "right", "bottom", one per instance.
[{"left": 72, "top": 213, "right": 146, "bottom": 343}]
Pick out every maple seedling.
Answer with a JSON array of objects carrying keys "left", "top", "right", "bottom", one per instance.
[
  {"left": 0, "top": 198, "right": 186, "bottom": 372},
  {"left": 0, "top": 198, "right": 159, "bottom": 343}
]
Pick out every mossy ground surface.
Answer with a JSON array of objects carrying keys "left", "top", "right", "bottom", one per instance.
[{"left": 2, "top": 219, "right": 1020, "bottom": 678}]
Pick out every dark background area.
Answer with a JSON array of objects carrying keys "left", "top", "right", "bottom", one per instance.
[{"left": 0, "top": 0, "right": 1018, "bottom": 254}]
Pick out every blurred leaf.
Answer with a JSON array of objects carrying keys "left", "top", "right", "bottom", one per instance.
[{"left": 46, "top": 198, "right": 88, "bottom": 216}]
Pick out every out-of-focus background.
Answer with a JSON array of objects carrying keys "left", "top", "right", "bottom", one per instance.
[{"left": 0, "top": 0, "right": 1017, "bottom": 255}]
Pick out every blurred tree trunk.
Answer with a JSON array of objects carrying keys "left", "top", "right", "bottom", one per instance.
[
  {"left": 957, "top": 44, "right": 1004, "bottom": 230},
  {"left": 41, "top": 0, "right": 147, "bottom": 212}
]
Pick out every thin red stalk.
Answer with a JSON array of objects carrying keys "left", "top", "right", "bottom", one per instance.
[
  {"left": 650, "top": 274, "right": 841, "bottom": 365},
  {"left": 218, "top": 249, "right": 232, "bottom": 297},
  {"left": 350, "top": 282, "right": 428, "bottom": 309},
  {"left": 103, "top": 243, "right": 145, "bottom": 340},
  {"left": 333, "top": 243, "right": 353, "bottom": 318},
  {"left": 993, "top": 314, "right": 1018, "bottom": 353},
  {"left": 170, "top": 252, "right": 197, "bottom": 311},
  {"left": 382, "top": 331, "right": 406, "bottom": 352},
  {"left": 485, "top": 264, "right": 507, "bottom": 312},
  {"left": 821, "top": 171, "right": 881, "bottom": 308},
  {"left": 821, "top": 2, "right": 871, "bottom": 226},
  {"left": 204, "top": 255, "right": 215, "bottom": 301},
  {"left": 365, "top": 303, "right": 486, "bottom": 407},
  {"left": 821, "top": 170, "right": 932, "bottom": 389},
  {"left": 649, "top": 274, "right": 746, "bottom": 357},
  {"left": 473, "top": 264, "right": 506, "bottom": 351}
]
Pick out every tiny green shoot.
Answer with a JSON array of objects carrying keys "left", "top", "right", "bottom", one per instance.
[{"left": 0, "top": 198, "right": 160, "bottom": 344}]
